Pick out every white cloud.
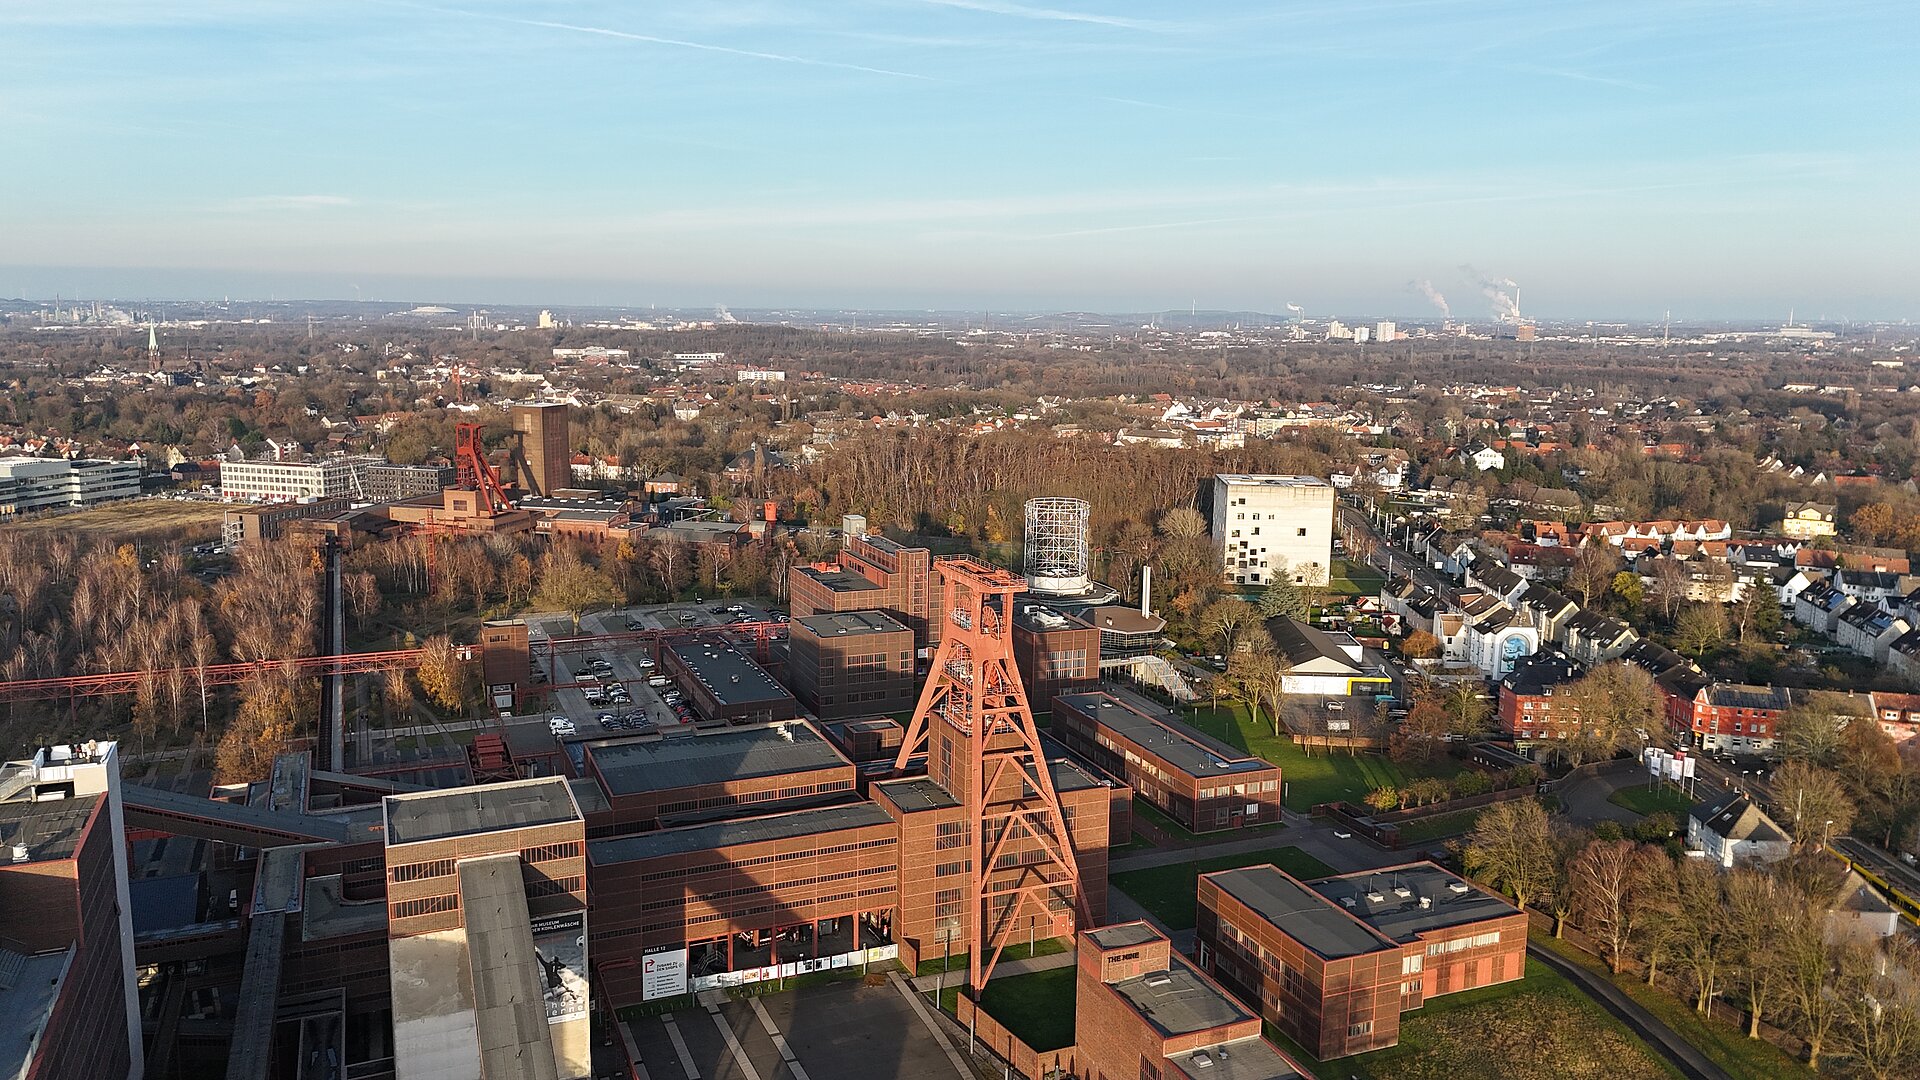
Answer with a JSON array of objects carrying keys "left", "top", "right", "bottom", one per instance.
[{"left": 918, "top": 0, "right": 1183, "bottom": 33}]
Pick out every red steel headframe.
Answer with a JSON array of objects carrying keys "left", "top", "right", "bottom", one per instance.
[{"left": 892, "top": 556, "right": 1089, "bottom": 996}]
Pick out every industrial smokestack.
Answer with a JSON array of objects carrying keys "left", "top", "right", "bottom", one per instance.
[{"left": 1140, "top": 565, "right": 1152, "bottom": 617}]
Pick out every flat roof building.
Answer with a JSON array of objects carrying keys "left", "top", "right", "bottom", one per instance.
[
  {"left": 662, "top": 642, "right": 797, "bottom": 725},
  {"left": 579, "top": 721, "right": 856, "bottom": 831},
  {"left": 1070, "top": 923, "right": 1311, "bottom": 1080},
  {"left": 0, "top": 456, "right": 142, "bottom": 516},
  {"left": 1197, "top": 861, "right": 1525, "bottom": 1060},
  {"left": 786, "top": 611, "right": 916, "bottom": 721},
  {"left": 1012, "top": 607, "right": 1101, "bottom": 709},
  {"left": 0, "top": 741, "right": 143, "bottom": 1080},
  {"left": 1052, "top": 692, "right": 1281, "bottom": 833},
  {"left": 1211, "top": 474, "right": 1335, "bottom": 588},
  {"left": 788, "top": 531, "right": 944, "bottom": 649},
  {"left": 384, "top": 776, "right": 591, "bottom": 1080}
]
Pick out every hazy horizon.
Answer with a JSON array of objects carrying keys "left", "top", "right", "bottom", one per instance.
[{"left": 6, "top": 1, "right": 1917, "bottom": 320}]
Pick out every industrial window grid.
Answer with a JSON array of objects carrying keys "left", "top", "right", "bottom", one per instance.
[
  {"left": 638, "top": 864, "right": 895, "bottom": 913},
  {"left": 390, "top": 894, "right": 458, "bottom": 920},
  {"left": 635, "top": 835, "right": 896, "bottom": 883},
  {"left": 1426, "top": 930, "right": 1502, "bottom": 956},
  {"left": 389, "top": 858, "right": 456, "bottom": 883},
  {"left": 526, "top": 875, "right": 585, "bottom": 899},
  {"left": 657, "top": 779, "right": 854, "bottom": 816},
  {"left": 637, "top": 883, "right": 895, "bottom": 933},
  {"left": 522, "top": 841, "right": 583, "bottom": 863}
]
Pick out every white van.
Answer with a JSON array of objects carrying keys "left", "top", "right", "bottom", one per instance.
[{"left": 647, "top": 675, "right": 670, "bottom": 688}]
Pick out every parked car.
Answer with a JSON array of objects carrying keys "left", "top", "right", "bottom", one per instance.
[{"left": 624, "top": 620, "right": 645, "bottom": 631}]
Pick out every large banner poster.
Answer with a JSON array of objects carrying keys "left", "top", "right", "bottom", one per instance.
[{"left": 530, "top": 912, "right": 589, "bottom": 1025}]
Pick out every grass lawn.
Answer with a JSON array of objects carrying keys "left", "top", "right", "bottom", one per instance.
[
  {"left": 914, "top": 936, "right": 1069, "bottom": 978},
  {"left": 1393, "top": 807, "right": 1487, "bottom": 845},
  {"left": 1533, "top": 934, "right": 1814, "bottom": 1080},
  {"left": 1607, "top": 783, "right": 1697, "bottom": 818},
  {"left": 0, "top": 497, "right": 229, "bottom": 541},
  {"left": 1110, "top": 846, "right": 1334, "bottom": 931},
  {"left": 1184, "top": 701, "right": 1462, "bottom": 810},
  {"left": 1328, "top": 557, "right": 1387, "bottom": 596},
  {"left": 1294, "top": 957, "right": 1685, "bottom": 1080},
  {"left": 938, "top": 966, "right": 1077, "bottom": 1053}
]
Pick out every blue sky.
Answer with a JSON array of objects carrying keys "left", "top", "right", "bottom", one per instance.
[{"left": 3, "top": 1, "right": 1915, "bottom": 318}]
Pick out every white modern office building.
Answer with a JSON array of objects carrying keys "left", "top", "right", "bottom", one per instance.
[
  {"left": 220, "top": 454, "right": 382, "bottom": 502},
  {"left": 0, "top": 456, "right": 142, "bottom": 515},
  {"left": 1210, "top": 474, "right": 1335, "bottom": 587}
]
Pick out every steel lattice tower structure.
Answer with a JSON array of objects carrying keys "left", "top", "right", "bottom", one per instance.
[{"left": 892, "top": 556, "right": 1090, "bottom": 995}]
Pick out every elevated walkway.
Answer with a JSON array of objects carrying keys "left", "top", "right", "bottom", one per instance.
[
  {"left": 124, "top": 783, "right": 361, "bottom": 848},
  {"left": 1104, "top": 654, "right": 1197, "bottom": 703}
]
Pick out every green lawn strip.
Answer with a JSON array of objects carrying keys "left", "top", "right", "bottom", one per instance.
[
  {"left": 1182, "top": 701, "right": 1463, "bottom": 810},
  {"left": 1110, "top": 847, "right": 1335, "bottom": 931},
  {"left": 1606, "top": 783, "right": 1697, "bottom": 818},
  {"left": 1392, "top": 807, "right": 1487, "bottom": 845},
  {"left": 1531, "top": 933, "right": 1814, "bottom": 1080},
  {"left": 1342, "top": 956, "right": 1686, "bottom": 1080},
  {"left": 938, "top": 966, "right": 1078, "bottom": 1052},
  {"left": 914, "top": 936, "right": 1069, "bottom": 978}
]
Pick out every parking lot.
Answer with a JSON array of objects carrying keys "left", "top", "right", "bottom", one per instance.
[
  {"left": 624, "top": 978, "right": 970, "bottom": 1080},
  {"left": 528, "top": 600, "right": 784, "bottom": 740}
]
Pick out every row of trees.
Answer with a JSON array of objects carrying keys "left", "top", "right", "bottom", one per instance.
[{"left": 1466, "top": 800, "right": 1918, "bottom": 1075}]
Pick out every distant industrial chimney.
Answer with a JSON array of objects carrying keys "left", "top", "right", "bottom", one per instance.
[{"left": 1140, "top": 565, "right": 1152, "bottom": 616}]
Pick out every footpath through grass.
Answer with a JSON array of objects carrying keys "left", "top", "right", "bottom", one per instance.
[
  {"left": 1184, "top": 700, "right": 1462, "bottom": 810},
  {"left": 1110, "top": 846, "right": 1334, "bottom": 931},
  {"left": 1607, "top": 782, "right": 1698, "bottom": 818},
  {"left": 1533, "top": 933, "right": 1814, "bottom": 1080},
  {"left": 914, "top": 936, "right": 1069, "bottom": 978},
  {"left": 1276, "top": 956, "right": 1685, "bottom": 1080}
]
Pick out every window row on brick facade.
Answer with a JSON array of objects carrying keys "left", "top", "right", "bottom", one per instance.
[
  {"left": 638, "top": 864, "right": 895, "bottom": 913},
  {"left": 635, "top": 835, "right": 895, "bottom": 883}
]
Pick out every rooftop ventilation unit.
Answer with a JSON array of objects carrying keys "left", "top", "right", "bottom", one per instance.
[
  {"left": 1447, "top": 881, "right": 1471, "bottom": 894},
  {"left": 9, "top": 844, "right": 26, "bottom": 863}
]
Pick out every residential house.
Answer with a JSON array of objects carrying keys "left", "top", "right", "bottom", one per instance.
[
  {"left": 1777, "top": 502, "right": 1837, "bottom": 540},
  {"left": 1514, "top": 584, "right": 1578, "bottom": 644},
  {"left": 1835, "top": 605, "right": 1911, "bottom": 664},
  {"left": 1792, "top": 579, "right": 1857, "bottom": 635},
  {"left": 1868, "top": 691, "right": 1920, "bottom": 745},
  {"left": 1497, "top": 652, "right": 1581, "bottom": 744},
  {"left": 1687, "top": 792, "right": 1792, "bottom": 868},
  {"left": 1665, "top": 682, "right": 1792, "bottom": 753},
  {"left": 1269, "top": 618, "right": 1386, "bottom": 697},
  {"left": 1562, "top": 611, "right": 1637, "bottom": 666},
  {"left": 1834, "top": 569, "right": 1909, "bottom": 606}
]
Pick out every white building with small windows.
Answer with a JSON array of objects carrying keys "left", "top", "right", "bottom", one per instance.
[{"left": 1210, "top": 474, "right": 1334, "bottom": 587}]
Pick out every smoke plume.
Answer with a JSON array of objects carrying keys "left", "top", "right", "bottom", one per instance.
[
  {"left": 1284, "top": 302, "right": 1304, "bottom": 315},
  {"left": 1459, "top": 265, "right": 1520, "bottom": 321},
  {"left": 1409, "top": 280, "right": 1450, "bottom": 319}
]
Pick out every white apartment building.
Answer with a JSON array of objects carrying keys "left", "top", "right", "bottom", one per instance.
[
  {"left": 0, "top": 456, "right": 142, "bottom": 515},
  {"left": 1210, "top": 474, "right": 1335, "bottom": 587},
  {"left": 1376, "top": 321, "right": 1396, "bottom": 342},
  {"left": 220, "top": 454, "right": 381, "bottom": 502}
]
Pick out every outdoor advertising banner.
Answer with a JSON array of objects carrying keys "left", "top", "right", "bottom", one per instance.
[{"left": 530, "top": 912, "right": 589, "bottom": 1025}]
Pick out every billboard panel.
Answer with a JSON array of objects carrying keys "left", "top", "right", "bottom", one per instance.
[{"left": 530, "top": 912, "right": 589, "bottom": 1025}]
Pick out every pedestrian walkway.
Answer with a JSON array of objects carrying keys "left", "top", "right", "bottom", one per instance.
[{"left": 1527, "top": 941, "right": 1732, "bottom": 1080}]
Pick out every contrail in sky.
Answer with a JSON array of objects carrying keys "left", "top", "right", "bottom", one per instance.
[{"left": 423, "top": 5, "right": 935, "bottom": 80}]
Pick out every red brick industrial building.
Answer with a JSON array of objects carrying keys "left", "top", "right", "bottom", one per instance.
[
  {"left": 785, "top": 611, "right": 916, "bottom": 720},
  {"left": 788, "top": 532, "right": 944, "bottom": 649},
  {"left": 1197, "top": 862, "right": 1525, "bottom": 1060},
  {"left": 1051, "top": 691, "right": 1282, "bottom": 833}
]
